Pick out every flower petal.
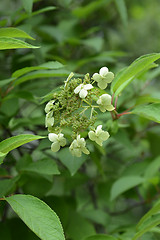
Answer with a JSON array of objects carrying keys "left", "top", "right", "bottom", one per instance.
[
  {"left": 48, "top": 133, "right": 57, "bottom": 142},
  {"left": 99, "top": 131, "right": 110, "bottom": 141},
  {"left": 106, "top": 104, "right": 115, "bottom": 111},
  {"left": 79, "top": 89, "right": 88, "bottom": 98},
  {"left": 74, "top": 84, "right": 82, "bottom": 94},
  {"left": 92, "top": 73, "right": 102, "bottom": 82},
  {"left": 82, "top": 147, "right": 90, "bottom": 155},
  {"left": 95, "top": 138, "right": 103, "bottom": 146},
  {"left": 83, "top": 84, "right": 93, "bottom": 90},
  {"left": 88, "top": 131, "right": 96, "bottom": 141},
  {"left": 51, "top": 142, "right": 60, "bottom": 152},
  {"left": 99, "top": 67, "right": 108, "bottom": 77},
  {"left": 104, "top": 72, "right": 114, "bottom": 83},
  {"left": 97, "top": 80, "right": 108, "bottom": 90},
  {"left": 60, "top": 138, "right": 66, "bottom": 147}
]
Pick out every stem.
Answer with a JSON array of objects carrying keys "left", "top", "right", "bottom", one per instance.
[
  {"left": 114, "top": 96, "right": 118, "bottom": 110},
  {"left": 111, "top": 93, "right": 115, "bottom": 104},
  {"left": 117, "top": 111, "right": 131, "bottom": 117}
]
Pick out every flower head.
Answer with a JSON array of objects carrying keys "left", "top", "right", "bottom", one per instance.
[
  {"left": 92, "top": 67, "right": 114, "bottom": 89},
  {"left": 69, "top": 135, "right": 90, "bottom": 157},
  {"left": 45, "top": 111, "right": 54, "bottom": 128},
  {"left": 48, "top": 133, "right": 66, "bottom": 152},
  {"left": 88, "top": 125, "right": 110, "bottom": 146},
  {"left": 97, "top": 94, "right": 115, "bottom": 112},
  {"left": 74, "top": 84, "right": 93, "bottom": 99}
]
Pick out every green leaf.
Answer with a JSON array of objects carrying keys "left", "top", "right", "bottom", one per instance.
[
  {"left": 0, "top": 134, "right": 45, "bottom": 154},
  {"left": 21, "top": 0, "right": 33, "bottom": 14},
  {"left": 135, "top": 95, "right": 160, "bottom": 106},
  {"left": 0, "top": 27, "right": 34, "bottom": 39},
  {"left": 110, "top": 176, "right": 144, "bottom": 201},
  {"left": 137, "top": 200, "right": 160, "bottom": 228},
  {"left": 84, "top": 235, "right": 118, "bottom": 240},
  {"left": 132, "top": 103, "right": 160, "bottom": 123},
  {"left": 0, "top": 152, "right": 7, "bottom": 165},
  {"left": 145, "top": 156, "right": 160, "bottom": 178},
  {"left": 6, "top": 194, "right": 65, "bottom": 240},
  {"left": 114, "top": 0, "right": 128, "bottom": 27},
  {"left": 14, "top": 69, "right": 69, "bottom": 85},
  {"left": 20, "top": 159, "right": 60, "bottom": 175},
  {"left": 0, "top": 78, "right": 15, "bottom": 87},
  {"left": 132, "top": 214, "right": 160, "bottom": 240},
  {"left": 12, "top": 61, "right": 64, "bottom": 78},
  {"left": 0, "top": 37, "right": 39, "bottom": 50},
  {"left": 58, "top": 148, "right": 88, "bottom": 176},
  {"left": 0, "top": 177, "right": 19, "bottom": 197},
  {"left": 73, "top": 0, "right": 112, "bottom": 18},
  {"left": 15, "top": 6, "right": 56, "bottom": 25},
  {"left": 111, "top": 53, "right": 160, "bottom": 96}
]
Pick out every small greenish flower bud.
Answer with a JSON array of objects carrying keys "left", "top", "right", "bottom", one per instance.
[
  {"left": 88, "top": 125, "right": 110, "bottom": 146},
  {"left": 48, "top": 133, "right": 66, "bottom": 152},
  {"left": 92, "top": 67, "right": 114, "bottom": 89},
  {"left": 69, "top": 135, "right": 90, "bottom": 157},
  {"left": 45, "top": 111, "right": 54, "bottom": 128},
  {"left": 97, "top": 94, "right": 115, "bottom": 112},
  {"left": 45, "top": 100, "right": 55, "bottom": 113},
  {"left": 74, "top": 84, "right": 93, "bottom": 99}
]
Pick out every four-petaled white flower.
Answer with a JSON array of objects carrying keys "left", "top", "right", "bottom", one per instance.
[
  {"left": 48, "top": 133, "right": 66, "bottom": 152},
  {"left": 92, "top": 67, "right": 114, "bottom": 89},
  {"left": 45, "top": 111, "right": 54, "bottom": 128},
  {"left": 45, "top": 100, "right": 55, "bottom": 113},
  {"left": 74, "top": 84, "right": 93, "bottom": 99},
  {"left": 97, "top": 94, "right": 115, "bottom": 112},
  {"left": 69, "top": 135, "right": 90, "bottom": 157},
  {"left": 88, "top": 125, "right": 110, "bottom": 146}
]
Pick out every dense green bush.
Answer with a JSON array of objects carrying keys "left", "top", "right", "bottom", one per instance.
[{"left": 1, "top": 1, "right": 160, "bottom": 240}]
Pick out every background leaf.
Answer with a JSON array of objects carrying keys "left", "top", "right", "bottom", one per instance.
[
  {"left": 132, "top": 103, "right": 160, "bottom": 123},
  {"left": 110, "top": 176, "right": 144, "bottom": 201}
]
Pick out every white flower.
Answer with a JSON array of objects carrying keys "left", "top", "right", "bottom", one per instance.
[
  {"left": 69, "top": 135, "right": 90, "bottom": 157},
  {"left": 45, "top": 100, "right": 55, "bottom": 113},
  {"left": 92, "top": 67, "right": 114, "bottom": 89},
  {"left": 45, "top": 111, "right": 54, "bottom": 128},
  {"left": 48, "top": 133, "right": 66, "bottom": 152},
  {"left": 97, "top": 94, "right": 115, "bottom": 112},
  {"left": 74, "top": 84, "right": 93, "bottom": 99},
  {"left": 88, "top": 125, "right": 110, "bottom": 146}
]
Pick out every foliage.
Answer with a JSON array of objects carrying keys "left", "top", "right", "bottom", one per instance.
[{"left": 1, "top": 0, "right": 160, "bottom": 240}]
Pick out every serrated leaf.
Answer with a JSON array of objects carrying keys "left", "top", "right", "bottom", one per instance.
[
  {"left": 132, "top": 103, "right": 160, "bottom": 123},
  {"left": 58, "top": 148, "right": 88, "bottom": 176},
  {"left": 6, "top": 194, "right": 65, "bottom": 240},
  {"left": 111, "top": 53, "right": 160, "bottom": 96},
  {"left": 0, "top": 134, "right": 45, "bottom": 154},
  {"left": 0, "top": 37, "right": 39, "bottom": 50},
  {"left": 20, "top": 159, "right": 60, "bottom": 175},
  {"left": 84, "top": 235, "right": 118, "bottom": 240},
  {"left": 0, "top": 27, "right": 34, "bottom": 39},
  {"left": 110, "top": 176, "right": 144, "bottom": 201},
  {"left": 12, "top": 61, "right": 64, "bottom": 78}
]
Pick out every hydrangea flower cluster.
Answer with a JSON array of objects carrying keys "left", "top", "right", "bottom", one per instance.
[{"left": 45, "top": 67, "right": 115, "bottom": 157}]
